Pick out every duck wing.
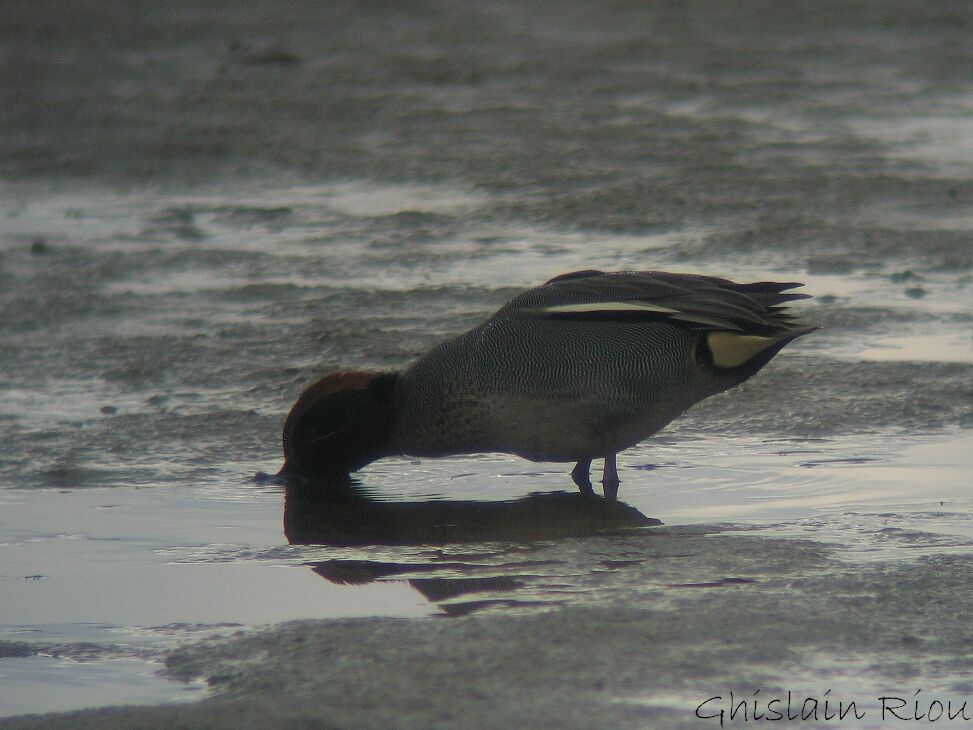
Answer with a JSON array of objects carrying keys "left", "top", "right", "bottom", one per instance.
[{"left": 504, "top": 269, "right": 810, "bottom": 335}]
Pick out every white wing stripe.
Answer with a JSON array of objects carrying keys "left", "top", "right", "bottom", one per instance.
[{"left": 542, "top": 302, "right": 681, "bottom": 314}]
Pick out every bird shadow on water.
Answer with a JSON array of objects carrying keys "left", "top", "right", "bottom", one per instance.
[{"left": 271, "top": 473, "right": 664, "bottom": 616}]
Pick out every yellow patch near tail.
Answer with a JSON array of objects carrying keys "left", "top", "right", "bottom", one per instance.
[{"left": 706, "top": 332, "right": 777, "bottom": 368}]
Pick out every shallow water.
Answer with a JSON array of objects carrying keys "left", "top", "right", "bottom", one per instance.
[{"left": 1, "top": 1, "right": 972, "bottom": 726}]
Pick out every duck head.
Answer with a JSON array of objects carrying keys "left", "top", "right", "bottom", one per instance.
[{"left": 281, "top": 371, "right": 398, "bottom": 480}]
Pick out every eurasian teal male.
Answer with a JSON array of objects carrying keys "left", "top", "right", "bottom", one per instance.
[{"left": 282, "top": 269, "right": 814, "bottom": 502}]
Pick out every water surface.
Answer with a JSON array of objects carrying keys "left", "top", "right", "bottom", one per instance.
[{"left": 1, "top": 1, "right": 971, "bottom": 726}]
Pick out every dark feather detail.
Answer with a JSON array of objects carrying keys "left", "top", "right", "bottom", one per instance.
[{"left": 512, "top": 270, "right": 811, "bottom": 336}]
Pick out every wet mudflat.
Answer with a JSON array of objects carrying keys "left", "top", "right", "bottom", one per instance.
[{"left": 2, "top": 1, "right": 972, "bottom": 727}]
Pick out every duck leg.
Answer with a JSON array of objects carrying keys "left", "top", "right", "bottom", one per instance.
[
  {"left": 571, "top": 459, "right": 594, "bottom": 495},
  {"left": 601, "top": 453, "right": 619, "bottom": 504}
]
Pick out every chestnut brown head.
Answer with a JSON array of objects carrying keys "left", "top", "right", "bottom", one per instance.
[{"left": 281, "top": 371, "right": 398, "bottom": 480}]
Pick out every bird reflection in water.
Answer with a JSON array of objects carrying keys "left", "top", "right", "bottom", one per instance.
[
  {"left": 308, "top": 559, "right": 534, "bottom": 616},
  {"left": 280, "top": 474, "right": 661, "bottom": 615},
  {"left": 282, "top": 475, "right": 659, "bottom": 547}
]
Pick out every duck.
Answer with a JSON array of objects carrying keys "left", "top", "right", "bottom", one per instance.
[{"left": 281, "top": 269, "right": 814, "bottom": 502}]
